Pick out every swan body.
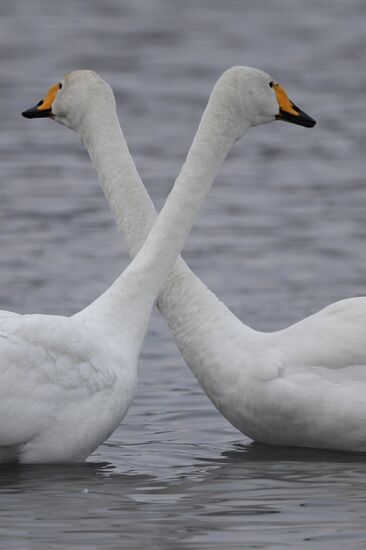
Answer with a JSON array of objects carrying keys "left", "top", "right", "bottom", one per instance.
[
  {"left": 64, "top": 68, "right": 366, "bottom": 452},
  {"left": 12, "top": 66, "right": 291, "bottom": 463},
  {"left": 0, "top": 311, "right": 136, "bottom": 463},
  {"left": 190, "top": 296, "right": 366, "bottom": 451}
]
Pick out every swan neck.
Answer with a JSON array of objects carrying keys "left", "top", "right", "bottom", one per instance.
[
  {"left": 127, "top": 83, "right": 250, "bottom": 299},
  {"left": 77, "top": 81, "right": 249, "bottom": 344},
  {"left": 75, "top": 110, "right": 156, "bottom": 341},
  {"left": 79, "top": 110, "right": 156, "bottom": 258}
]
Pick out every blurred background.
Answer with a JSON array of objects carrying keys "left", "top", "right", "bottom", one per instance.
[{"left": 1, "top": 1, "right": 366, "bottom": 549}]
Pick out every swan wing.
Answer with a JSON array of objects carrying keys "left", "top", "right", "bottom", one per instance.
[
  {"left": 272, "top": 297, "right": 366, "bottom": 374},
  {"left": 0, "top": 312, "right": 116, "bottom": 447},
  {"left": 233, "top": 302, "right": 366, "bottom": 450}
]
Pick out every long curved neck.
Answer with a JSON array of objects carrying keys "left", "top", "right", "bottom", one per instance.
[
  {"left": 77, "top": 77, "right": 248, "bottom": 340},
  {"left": 80, "top": 110, "right": 156, "bottom": 258},
  {"left": 127, "top": 87, "right": 246, "bottom": 301}
]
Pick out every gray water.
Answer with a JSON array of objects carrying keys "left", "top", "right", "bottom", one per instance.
[{"left": 0, "top": 0, "right": 366, "bottom": 548}]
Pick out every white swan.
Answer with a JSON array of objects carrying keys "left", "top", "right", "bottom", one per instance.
[
  {"left": 57, "top": 69, "right": 366, "bottom": 453},
  {"left": 12, "top": 66, "right": 291, "bottom": 463},
  {"left": 100, "top": 70, "right": 366, "bottom": 453}
]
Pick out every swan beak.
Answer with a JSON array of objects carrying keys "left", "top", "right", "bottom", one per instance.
[
  {"left": 22, "top": 82, "right": 60, "bottom": 119},
  {"left": 273, "top": 83, "right": 316, "bottom": 128}
]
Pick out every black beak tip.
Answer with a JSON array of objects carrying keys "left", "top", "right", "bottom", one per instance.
[
  {"left": 277, "top": 107, "right": 316, "bottom": 129},
  {"left": 22, "top": 109, "right": 33, "bottom": 119},
  {"left": 21, "top": 106, "right": 52, "bottom": 119},
  {"left": 301, "top": 115, "right": 316, "bottom": 128}
]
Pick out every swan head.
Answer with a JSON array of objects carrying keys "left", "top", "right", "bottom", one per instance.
[
  {"left": 213, "top": 66, "right": 315, "bottom": 135},
  {"left": 21, "top": 70, "right": 115, "bottom": 129},
  {"left": 21, "top": 67, "right": 315, "bottom": 135}
]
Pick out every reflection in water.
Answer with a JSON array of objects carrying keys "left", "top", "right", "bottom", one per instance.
[{"left": 1, "top": 0, "right": 366, "bottom": 548}]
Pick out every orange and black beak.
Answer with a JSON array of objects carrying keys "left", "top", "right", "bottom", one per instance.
[
  {"left": 22, "top": 82, "right": 60, "bottom": 119},
  {"left": 273, "top": 83, "right": 316, "bottom": 128}
]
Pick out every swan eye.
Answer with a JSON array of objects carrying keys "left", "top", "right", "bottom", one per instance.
[
  {"left": 269, "top": 81, "right": 274, "bottom": 88},
  {"left": 59, "top": 82, "right": 63, "bottom": 90}
]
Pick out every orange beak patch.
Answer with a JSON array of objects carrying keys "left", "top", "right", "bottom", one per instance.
[
  {"left": 273, "top": 83, "right": 299, "bottom": 117},
  {"left": 22, "top": 82, "right": 61, "bottom": 119},
  {"left": 37, "top": 82, "right": 59, "bottom": 112},
  {"left": 273, "top": 83, "right": 316, "bottom": 128}
]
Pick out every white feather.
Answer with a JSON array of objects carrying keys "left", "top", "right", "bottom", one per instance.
[
  {"left": 11, "top": 66, "right": 282, "bottom": 462},
  {"left": 74, "top": 68, "right": 366, "bottom": 452}
]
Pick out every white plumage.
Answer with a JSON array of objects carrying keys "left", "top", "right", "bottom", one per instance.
[
  {"left": 64, "top": 67, "right": 366, "bottom": 453},
  {"left": 12, "top": 66, "right": 292, "bottom": 462},
  {"left": 0, "top": 311, "right": 136, "bottom": 463}
]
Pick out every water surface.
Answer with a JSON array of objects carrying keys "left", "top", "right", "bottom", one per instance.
[{"left": 0, "top": 0, "right": 366, "bottom": 548}]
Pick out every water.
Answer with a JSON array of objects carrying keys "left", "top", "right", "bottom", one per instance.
[{"left": 0, "top": 0, "right": 366, "bottom": 547}]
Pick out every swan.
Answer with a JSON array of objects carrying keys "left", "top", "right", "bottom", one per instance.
[
  {"left": 15, "top": 66, "right": 300, "bottom": 463},
  {"left": 49, "top": 69, "right": 366, "bottom": 453},
  {"left": 88, "top": 69, "right": 366, "bottom": 453}
]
